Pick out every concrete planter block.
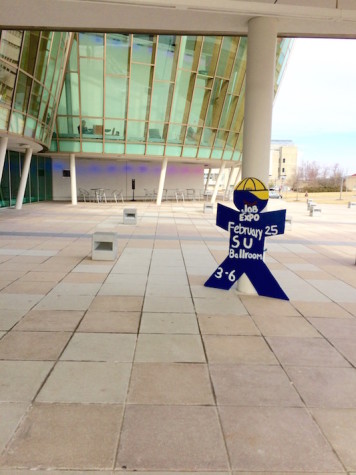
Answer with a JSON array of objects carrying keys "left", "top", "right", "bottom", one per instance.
[
  {"left": 123, "top": 208, "right": 137, "bottom": 224},
  {"left": 92, "top": 232, "right": 118, "bottom": 260},
  {"left": 204, "top": 203, "right": 214, "bottom": 213}
]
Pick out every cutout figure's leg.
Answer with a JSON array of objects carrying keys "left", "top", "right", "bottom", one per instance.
[
  {"left": 246, "top": 262, "right": 289, "bottom": 300},
  {"left": 204, "top": 257, "right": 244, "bottom": 291}
]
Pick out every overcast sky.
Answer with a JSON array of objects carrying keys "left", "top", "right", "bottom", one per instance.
[{"left": 272, "top": 38, "right": 356, "bottom": 175}]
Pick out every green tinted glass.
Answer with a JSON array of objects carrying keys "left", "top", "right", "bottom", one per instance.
[
  {"left": 105, "top": 76, "right": 127, "bottom": 118},
  {"left": 132, "top": 35, "right": 155, "bottom": 64},
  {"left": 155, "top": 35, "right": 176, "bottom": 81},
  {"left": 79, "top": 33, "right": 104, "bottom": 58},
  {"left": 150, "top": 82, "right": 172, "bottom": 122},
  {"left": 128, "top": 64, "right": 152, "bottom": 120},
  {"left": 106, "top": 34, "right": 129, "bottom": 75},
  {"left": 20, "top": 31, "right": 40, "bottom": 75},
  {"left": 0, "top": 30, "right": 22, "bottom": 66},
  {"left": 80, "top": 58, "right": 103, "bottom": 116}
]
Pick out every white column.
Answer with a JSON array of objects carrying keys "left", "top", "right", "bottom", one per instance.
[
  {"left": 70, "top": 153, "right": 77, "bottom": 205},
  {"left": 234, "top": 165, "right": 242, "bottom": 187},
  {"left": 15, "top": 147, "right": 32, "bottom": 210},
  {"left": 204, "top": 167, "right": 212, "bottom": 193},
  {"left": 0, "top": 137, "right": 8, "bottom": 183},
  {"left": 224, "top": 167, "right": 235, "bottom": 200},
  {"left": 156, "top": 157, "right": 168, "bottom": 205},
  {"left": 242, "top": 17, "right": 277, "bottom": 185},
  {"left": 210, "top": 162, "right": 225, "bottom": 204}
]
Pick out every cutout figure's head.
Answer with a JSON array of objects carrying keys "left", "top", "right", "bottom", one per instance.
[{"left": 233, "top": 177, "right": 269, "bottom": 212}]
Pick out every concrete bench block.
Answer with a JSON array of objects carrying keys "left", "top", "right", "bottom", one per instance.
[
  {"left": 348, "top": 201, "right": 356, "bottom": 208},
  {"left": 203, "top": 202, "right": 214, "bottom": 213},
  {"left": 285, "top": 215, "right": 292, "bottom": 228},
  {"left": 310, "top": 206, "right": 322, "bottom": 216},
  {"left": 123, "top": 208, "right": 137, "bottom": 224},
  {"left": 92, "top": 232, "right": 118, "bottom": 260}
]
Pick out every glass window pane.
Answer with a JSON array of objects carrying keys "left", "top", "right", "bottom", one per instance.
[
  {"left": 82, "top": 141, "right": 103, "bottom": 153},
  {"left": 165, "top": 145, "right": 182, "bottom": 157},
  {"left": 105, "top": 142, "right": 125, "bottom": 154},
  {"left": 104, "top": 119, "right": 125, "bottom": 139},
  {"left": 28, "top": 81, "right": 42, "bottom": 116},
  {"left": 10, "top": 151, "right": 21, "bottom": 202},
  {"left": 197, "top": 148, "right": 211, "bottom": 159},
  {"left": 34, "top": 36, "right": 50, "bottom": 82},
  {"left": 20, "top": 31, "right": 40, "bottom": 75},
  {"left": 79, "top": 33, "right": 104, "bottom": 58},
  {"left": 39, "top": 88, "right": 49, "bottom": 121},
  {"left": 45, "top": 157, "right": 53, "bottom": 200},
  {"left": 132, "top": 35, "right": 155, "bottom": 64},
  {"left": 105, "top": 76, "right": 127, "bottom": 118},
  {"left": 0, "top": 153, "right": 10, "bottom": 207},
  {"left": 59, "top": 141, "right": 80, "bottom": 152},
  {"left": 0, "top": 30, "right": 22, "bottom": 66},
  {"left": 24, "top": 116, "right": 37, "bottom": 138},
  {"left": 155, "top": 35, "right": 176, "bottom": 81},
  {"left": 219, "top": 94, "right": 238, "bottom": 129},
  {"left": 29, "top": 156, "right": 38, "bottom": 202},
  {"left": 205, "top": 79, "right": 228, "bottom": 128},
  {"left": 128, "top": 64, "right": 152, "bottom": 120},
  {"left": 211, "top": 149, "right": 222, "bottom": 159},
  {"left": 148, "top": 122, "right": 164, "bottom": 142},
  {"left": 126, "top": 143, "right": 145, "bottom": 155},
  {"left": 146, "top": 144, "right": 164, "bottom": 155},
  {"left": 58, "top": 72, "right": 79, "bottom": 115},
  {"left": 150, "top": 82, "right": 172, "bottom": 122},
  {"left": 0, "top": 106, "right": 10, "bottom": 129},
  {"left": 215, "top": 130, "right": 227, "bottom": 148},
  {"left": 14, "top": 72, "right": 32, "bottom": 112},
  {"left": 231, "top": 91, "right": 245, "bottom": 133},
  {"left": 127, "top": 121, "right": 146, "bottom": 141},
  {"left": 10, "top": 112, "right": 25, "bottom": 134},
  {"left": 217, "top": 36, "right": 239, "bottom": 78},
  {"left": 201, "top": 128, "right": 216, "bottom": 147},
  {"left": 188, "top": 87, "right": 210, "bottom": 126},
  {"left": 167, "top": 124, "right": 185, "bottom": 144},
  {"left": 68, "top": 34, "right": 78, "bottom": 71},
  {"left": 80, "top": 58, "right": 103, "bottom": 117},
  {"left": 198, "top": 36, "right": 221, "bottom": 77},
  {"left": 182, "top": 146, "right": 197, "bottom": 157},
  {"left": 57, "top": 116, "right": 80, "bottom": 137},
  {"left": 170, "top": 70, "right": 192, "bottom": 124},
  {"left": 106, "top": 34, "right": 130, "bottom": 75},
  {"left": 0, "top": 64, "right": 16, "bottom": 106},
  {"left": 228, "top": 37, "right": 247, "bottom": 95},
  {"left": 178, "top": 36, "right": 201, "bottom": 71}
]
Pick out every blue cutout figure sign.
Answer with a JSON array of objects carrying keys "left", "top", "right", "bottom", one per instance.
[{"left": 205, "top": 177, "right": 289, "bottom": 300}]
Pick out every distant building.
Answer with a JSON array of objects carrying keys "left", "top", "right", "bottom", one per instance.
[
  {"left": 270, "top": 140, "right": 298, "bottom": 189},
  {"left": 345, "top": 174, "right": 356, "bottom": 191}
]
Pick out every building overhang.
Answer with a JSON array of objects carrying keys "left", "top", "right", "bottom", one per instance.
[{"left": 2, "top": 0, "right": 356, "bottom": 38}]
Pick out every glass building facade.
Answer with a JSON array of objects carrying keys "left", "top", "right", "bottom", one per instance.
[
  {"left": 0, "top": 30, "right": 292, "bottom": 207},
  {"left": 0, "top": 30, "right": 72, "bottom": 148},
  {"left": 51, "top": 34, "right": 292, "bottom": 161},
  {"left": 0, "top": 151, "right": 52, "bottom": 207}
]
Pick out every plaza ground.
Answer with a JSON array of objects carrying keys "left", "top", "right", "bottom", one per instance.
[{"left": 0, "top": 196, "right": 355, "bottom": 473}]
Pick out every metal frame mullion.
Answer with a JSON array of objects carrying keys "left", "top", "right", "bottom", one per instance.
[{"left": 145, "top": 34, "right": 158, "bottom": 155}]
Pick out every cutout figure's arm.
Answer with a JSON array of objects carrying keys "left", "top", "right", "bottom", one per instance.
[
  {"left": 260, "top": 209, "right": 286, "bottom": 236},
  {"left": 216, "top": 203, "right": 240, "bottom": 231}
]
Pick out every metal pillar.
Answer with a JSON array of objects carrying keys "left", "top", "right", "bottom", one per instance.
[
  {"left": 242, "top": 17, "right": 277, "bottom": 185},
  {"left": 15, "top": 147, "right": 32, "bottom": 210},
  {"left": 70, "top": 153, "right": 77, "bottom": 205},
  {"left": 210, "top": 162, "right": 226, "bottom": 204},
  {"left": 156, "top": 157, "right": 168, "bottom": 205},
  {"left": 0, "top": 137, "right": 8, "bottom": 183}
]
